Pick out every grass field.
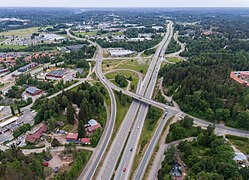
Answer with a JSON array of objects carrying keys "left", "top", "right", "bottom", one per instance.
[
  {"left": 75, "top": 31, "right": 98, "bottom": 37},
  {"left": 131, "top": 107, "right": 163, "bottom": 176},
  {"left": 0, "top": 27, "right": 41, "bottom": 37},
  {"left": 166, "top": 57, "right": 183, "bottom": 63},
  {"left": 112, "top": 93, "right": 131, "bottom": 138},
  {"left": 0, "top": 44, "right": 27, "bottom": 50},
  {"left": 227, "top": 137, "right": 249, "bottom": 154},
  {"left": 103, "top": 59, "right": 150, "bottom": 75},
  {"left": 100, "top": 31, "right": 124, "bottom": 37},
  {"left": 75, "top": 30, "right": 123, "bottom": 37},
  {"left": 0, "top": 38, "right": 7, "bottom": 42},
  {"left": 105, "top": 70, "right": 139, "bottom": 92}
]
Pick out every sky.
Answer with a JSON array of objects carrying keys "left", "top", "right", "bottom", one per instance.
[{"left": 0, "top": 0, "right": 249, "bottom": 7}]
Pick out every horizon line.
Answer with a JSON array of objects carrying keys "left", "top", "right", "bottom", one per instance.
[{"left": 0, "top": 6, "right": 249, "bottom": 8}]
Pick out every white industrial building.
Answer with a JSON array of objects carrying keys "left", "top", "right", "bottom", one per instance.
[{"left": 108, "top": 48, "right": 135, "bottom": 57}]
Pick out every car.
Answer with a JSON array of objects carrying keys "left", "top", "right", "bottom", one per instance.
[
  {"left": 123, "top": 168, "right": 126, "bottom": 172},
  {"left": 43, "top": 156, "right": 51, "bottom": 161},
  {"left": 137, "top": 126, "right": 140, "bottom": 129},
  {"left": 130, "top": 147, "right": 133, "bottom": 151},
  {"left": 43, "top": 162, "right": 49, "bottom": 167},
  {"left": 54, "top": 167, "right": 59, "bottom": 173}
]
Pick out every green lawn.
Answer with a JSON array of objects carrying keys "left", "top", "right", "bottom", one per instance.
[
  {"left": 100, "top": 31, "right": 124, "bottom": 37},
  {"left": 0, "top": 38, "right": 7, "bottom": 42},
  {"left": 75, "top": 31, "right": 98, "bottom": 37},
  {"left": 166, "top": 57, "right": 183, "bottom": 63},
  {"left": 0, "top": 27, "right": 41, "bottom": 37},
  {"left": 131, "top": 107, "right": 163, "bottom": 176},
  {"left": 0, "top": 44, "right": 27, "bottom": 50},
  {"left": 112, "top": 93, "right": 131, "bottom": 138},
  {"left": 226, "top": 136, "right": 249, "bottom": 154},
  {"left": 105, "top": 70, "right": 139, "bottom": 92},
  {"left": 103, "top": 59, "right": 150, "bottom": 75}
]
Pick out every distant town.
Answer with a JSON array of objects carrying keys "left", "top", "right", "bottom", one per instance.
[{"left": 0, "top": 7, "right": 248, "bottom": 180}]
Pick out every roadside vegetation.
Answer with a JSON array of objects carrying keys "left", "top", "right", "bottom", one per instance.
[
  {"left": 226, "top": 135, "right": 249, "bottom": 154},
  {"left": 132, "top": 107, "right": 163, "bottom": 176},
  {"left": 166, "top": 57, "right": 182, "bottom": 63},
  {"left": 105, "top": 71, "right": 139, "bottom": 92},
  {"left": 166, "top": 116, "right": 205, "bottom": 143},
  {"left": 166, "top": 38, "right": 181, "bottom": 54},
  {"left": 54, "top": 148, "right": 92, "bottom": 180},
  {"left": 159, "top": 126, "right": 249, "bottom": 179},
  {"left": 113, "top": 91, "right": 132, "bottom": 136},
  {"left": 103, "top": 59, "right": 150, "bottom": 75}
]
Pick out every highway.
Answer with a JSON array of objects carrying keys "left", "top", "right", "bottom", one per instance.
[
  {"left": 67, "top": 26, "right": 249, "bottom": 180},
  {"left": 69, "top": 32, "right": 118, "bottom": 180},
  {"left": 97, "top": 21, "right": 174, "bottom": 180},
  {"left": 133, "top": 113, "right": 173, "bottom": 180},
  {"left": 114, "top": 21, "right": 174, "bottom": 180}
]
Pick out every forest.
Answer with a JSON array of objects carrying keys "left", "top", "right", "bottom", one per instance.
[
  {"left": 33, "top": 82, "right": 107, "bottom": 142},
  {"left": 160, "top": 17, "right": 249, "bottom": 130}
]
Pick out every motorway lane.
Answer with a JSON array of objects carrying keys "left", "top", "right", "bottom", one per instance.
[
  {"left": 67, "top": 29, "right": 119, "bottom": 180},
  {"left": 134, "top": 113, "right": 173, "bottom": 180},
  {"left": 114, "top": 21, "right": 174, "bottom": 180},
  {"left": 98, "top": 21, "right": 174, "bottom": 180},
  {"left": 98, "top": 70, "right": 143, "bottom": 179}
]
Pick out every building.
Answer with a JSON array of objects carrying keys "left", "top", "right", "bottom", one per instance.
[
  {"left": 170, "top": 162, "right": 182, "bottom": 177},
  {"left": 46, "top": 69, "right": 66, "bottom": 78},
  {"left": 0, "top": 117, "right": 18, "bottom": 128},
  {"left": 0, "top": 67, "right": 8, "bottom": 74},
  {"left": 240, "top": 72, "right": 249, "bottom": 80},
  {"left": 76, "top": 68, "right": 84, "bottom": 75},
  {"left": 26, "top": 87, "right": 42, "bottom": 96},
  {"left": 230, "top": 71, "right": 249, "bottom": 87},
  {"left": 233, "top": 152, "right": 247, "bottom": 163},
  {"left": 108, "top": 48, "right": 135, "bottom": 57},
  {"left": 86, "top": 123, "right": 101, "bottom": 133},
  {"left": 18, "top": 65, "right": 30, "bottom": 72},
  {"left": 17, "top": 63, "right": 37, "bottom": 72},
  {"left": 65, "top": 45, "right": 85, "bottom": 51},
  {"left": 88, "top": 119, "right": 98, "bottom": 126},
  {"left": 152, "top": 26, "right": 163, "bottom": 30},
  {"left": 80, "top": 138, "right": 91, "bottom": 145},
  {"left": 26, "top": 124, "right": 48, "bottom": 143},
  {"left": 66, "top": 133, "right": 78, "bottom": 142}
]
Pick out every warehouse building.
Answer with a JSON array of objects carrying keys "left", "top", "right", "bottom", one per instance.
[
  {"left": 46, "top": 69, "right": 66, "bottom": 78},
  {"left": 26, "top": 87, "right": 42, "bottom": 96},
  {"left": 108, "top": 48, "right": 135, "bottom": 57}
]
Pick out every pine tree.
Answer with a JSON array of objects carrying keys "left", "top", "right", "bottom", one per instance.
[
  {"left": 78, "top": 120, "right": 85, "bottom": 139},
  {"left": 10, "top": 106, "right": 15, "bottom": 116},
  {"left": 67, "top": 104, "right": 75, "bottom": 125}
]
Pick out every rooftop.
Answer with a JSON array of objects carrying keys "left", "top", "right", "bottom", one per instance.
[
  {"left": 26, "top": 86, "right": 41, "bottom": 94},
  {"left": 66, "top": 133, "right": 78, "bottom": 140}
]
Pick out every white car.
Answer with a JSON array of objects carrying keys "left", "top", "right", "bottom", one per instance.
[{"left": 137, "top": 126, "right": 140, "bottom": 129}]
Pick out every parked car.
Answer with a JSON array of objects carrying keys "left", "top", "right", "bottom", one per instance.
[
  {"left": 54, "top": 167, "right": 59, "bottom": 173},
  {"left": 43, "top": 156, "right": 51, "bottom": 161},
  {"left": 43, "top": 162, "right": 49, "bottom": 167}
]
